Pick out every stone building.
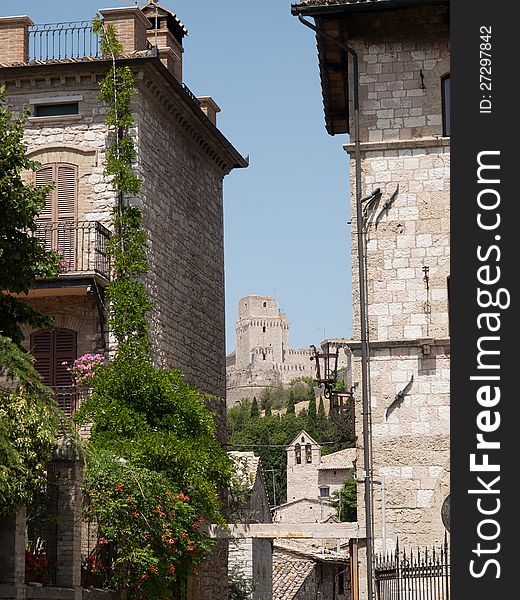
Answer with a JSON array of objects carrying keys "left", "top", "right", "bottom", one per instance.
[
  {"left": 228, "top": 452, "right": 273, "bottom": 600},
  {"left": 291, "top": 0, "right": 450, "bottom": 596},
  {"left": 273, "top": 543, "right": 350, "bottom": 600},
  {"left": 0, "top": 3, "right": 246, "bottom": 599},
  {"left": 274, "top": 431, "right": 356, "bottom": 523},
  {"left": 226, "top": 295, "right": 352, "bottom": 407}
]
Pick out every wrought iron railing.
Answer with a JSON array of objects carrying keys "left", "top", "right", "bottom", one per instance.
[
  {"left": 51, "top": 385, "right": 85, "bottom": 417},
  {"left": 375, "top": 536, "right": 450, "bottom": 600},
  {"left": 34, "top": 220, "right": 111, "bottom": 280},
  {"left": 29, "top": 21, "right": 100, "bottom": 62}
]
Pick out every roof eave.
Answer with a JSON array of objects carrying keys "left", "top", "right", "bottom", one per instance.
[{"left": 291, "top": 0, "right": 449, "bottom": 17}]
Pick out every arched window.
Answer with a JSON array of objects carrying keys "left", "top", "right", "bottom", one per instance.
[
  {"left": 305, "top": 443, "right": 312, "bottom": 463},
  {"left": 35, "top": 163, "right": 78, "bottom": 268},
  {"left": 441, "top": 74, "right": 450, "bottom": 137},
  {"left": 295, "top": 443, "right": 302, "bottom": 465}
]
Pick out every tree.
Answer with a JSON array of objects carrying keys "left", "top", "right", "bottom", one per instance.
[
  {"left": 308, "top": 396, "right": 317, "bottom": 423},
  {"left": 250, "top": 397, "right": 260, "bottom": 419},
  {"left": 286, "top": 390, "right": 295, "bottom": 414},
  {"left": 264, "top": 397, "right": 272, "bottom": 416},
  {"left": 331, "top": 473, "right": 357, "bottom": 522},
  {"left": 0, "top": 87, "right": 60, "bottom": 344},
  {"left": 317, "top": 396, "right": 326, "bottom": 421}
]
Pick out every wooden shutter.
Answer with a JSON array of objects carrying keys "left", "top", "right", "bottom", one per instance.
[
  {"left": 56, "top": 165, "right": 76, "bottom": 220},
  {"left": 35, "top": 166, "right": 54, "bottom": 222},
  {"left": 30, "top": 328, "right": 77, "bottom": 387},
  {"left": 35, "top": 166, "right": 54, "bottom": 252},
  {"left": 31, "top": 330, "right": 53, "bottom": 386},
  {"left": 54, "top": 329, "right": 76, "bottom": 387}
]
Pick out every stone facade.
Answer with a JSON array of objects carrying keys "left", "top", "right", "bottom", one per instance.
[
  {"left": 226, "top": 296, "right": 352, "bottom": 407},
  {"left": 292, "top": 1, "right": 451, "bottom": 597},
  {"left": 342, "top": 1, "right": 451, "bottom": 556},
  {"left": 275, "top": 431, "right": 355, "bottom": 524},
  {"left": 228, "top": 452, "right": 273, "bottom": 600}
]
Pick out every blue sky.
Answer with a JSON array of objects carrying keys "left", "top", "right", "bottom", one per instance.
[{"left": 11, "top": 0, "right": 353, "bottom": 352}]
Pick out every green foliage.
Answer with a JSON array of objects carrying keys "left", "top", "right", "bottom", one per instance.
[
  {"left": 0, "top": 87, "right": 60, "bottom": 344},
  {"left": 317, "top": 396, "right": 326, "bottom": 421},
  {"left": 250, "top": 397, "right": 259, "bottom": 419},
  {"left": 308, "top": 396, "right": 317, "bottom": 423},
  {"left": 331, "top": 473, "right": 357, "bottom": 522},
  {"left": 228, "top": 565, "right": 254, "bottom": 600},
  {"left": 84, "top": 451, "right": 212, "bottom": 597},
  {"left": 0, "top": 337, "right": 60, "bottom": 516},
  {"left": 229, "top": 412, "right": 307, "bottom": 506},
  {"left": 286, "top": 390, "right": 295, "bottom": 414}
]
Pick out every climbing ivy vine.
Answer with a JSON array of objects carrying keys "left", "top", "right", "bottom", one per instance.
[{"left": 76, "top": 18, "right": 232, "bottom": 599}]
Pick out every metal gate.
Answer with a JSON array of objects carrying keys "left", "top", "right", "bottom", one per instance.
[{"left": 375, "top": 535, "right": 450, "bottom": 600}]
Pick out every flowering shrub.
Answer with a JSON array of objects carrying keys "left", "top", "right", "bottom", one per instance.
[
  {"left": 25, "top": 548, "right": 50, "bottom": 583},
  {"left": 83, "top": 452, "right": 213, "bottom": 598},
  {"left": 64, "top": 354, "right": 105, "bottom": 386}
]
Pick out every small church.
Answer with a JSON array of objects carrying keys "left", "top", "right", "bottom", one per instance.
[{"left": 273, "top": 431, "right": 356, "bottom": 524}]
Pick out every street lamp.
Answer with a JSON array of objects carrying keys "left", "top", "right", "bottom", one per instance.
[
  {"left": 310, "top": 342, "right": 339, "bottom": 399},
  {"left": 310, "top": 343, "right": 355, "bottom": 438}
]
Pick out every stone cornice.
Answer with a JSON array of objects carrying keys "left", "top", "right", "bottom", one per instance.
[
  {"left": 343, "top": 136, "right": 451, "bottom": 155},
  {"left": 0, "top": 56, "right": 248, "bottom": 175},
  {"left": 348, "top": 337, "right": 450, "bottom": 351}
]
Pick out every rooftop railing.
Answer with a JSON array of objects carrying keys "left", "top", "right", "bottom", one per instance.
[{"left": 28, "top": 21, "right": 100, "bottom": 62}]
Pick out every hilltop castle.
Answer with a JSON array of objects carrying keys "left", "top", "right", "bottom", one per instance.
[{"left": 226, "top": 295, "right": 350, "bottom": 407}]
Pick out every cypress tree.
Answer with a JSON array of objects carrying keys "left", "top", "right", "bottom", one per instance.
[{"left": 250, "top": 396, "right": 260, "bottom": 418}]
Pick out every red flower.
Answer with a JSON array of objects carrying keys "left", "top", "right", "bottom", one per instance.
[
  {"left": 98, "top": 537, "right": 108, "bottom": 545},
  {"left": 169, "top": 564, "right": 176, "bottom": 575},
  {"left": 149, "top": 565, "right": 159, "bottom": 575}
]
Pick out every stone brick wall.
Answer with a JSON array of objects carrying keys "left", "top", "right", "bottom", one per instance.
[
  {"left": 274, "top": 499, "right": 335, "bottom": 524},
  {"left": 337, "top": 5, "right": 451, "bottom": 597},
  {"left": 134, "top": 75, "right": 227, "bottom": 398}
]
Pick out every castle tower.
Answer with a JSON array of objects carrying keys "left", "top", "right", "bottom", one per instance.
[{"left": 235, "top": 295, "right": 289, "bottom": 369}]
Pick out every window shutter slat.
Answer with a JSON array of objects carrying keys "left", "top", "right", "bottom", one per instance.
[{"left": 57, "top": 165, "right": 76, "bottom": 220}]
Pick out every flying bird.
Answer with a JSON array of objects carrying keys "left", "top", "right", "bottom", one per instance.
[{"left": 384, "top": 374, "right": 414, "bottom": 421}]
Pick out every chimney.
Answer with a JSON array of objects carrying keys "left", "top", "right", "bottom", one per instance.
[
  {"left": 0, "top": 16, "right": 33, "bottom": 65},
  {"left": 197, "top": 97, "right": 221, "bottom": 127},
  {"left": 99, "top": 7, "right": 151, "bottom": 54},
  {"left": 141, "top": 3, "right": 187, "bottom": 82}
]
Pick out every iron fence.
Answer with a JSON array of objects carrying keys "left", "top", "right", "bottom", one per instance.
[
  {"left": 34, "top": 220, "right": 111, "bottom": 280},
  {"left": 29, "top": 21, "right": 100, "bottom": 62},
  {"left": 375, "top": 536, "right": 450, "bottom": 600}
]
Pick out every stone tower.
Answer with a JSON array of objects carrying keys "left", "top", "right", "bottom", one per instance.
[
  {"left": 235, "top": 295, "right": 289, "bottom": 369},
  {"left": 286, "top": 431, "right": 322, "bottom": 503}
]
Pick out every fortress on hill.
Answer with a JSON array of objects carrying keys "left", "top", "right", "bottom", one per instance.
[{"left": 226, "top": 295, "right": 350, "bottom": 407}]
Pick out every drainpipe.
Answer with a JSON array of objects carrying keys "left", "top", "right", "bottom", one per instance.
[{"left": 296, "top": 14, "right": 375, "bottom": 600}]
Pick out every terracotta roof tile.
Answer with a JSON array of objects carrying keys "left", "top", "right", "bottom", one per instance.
[{"left": 319, "top": 447, "right": 356, "bottom": 470}]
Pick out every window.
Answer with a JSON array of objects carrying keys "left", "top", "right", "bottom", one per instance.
[
  {"left": 31, "top": 328, "right": 77, "bottom": 387},
  {"left": 35, "top": 102, "right": 79, "bottom": 117},
  {"left": 263, "top": 302, "right": 266, "bottom": 307},
  {"left": 305, "top": 443, "right": 312, "bottom": 463},
  {"left": 319, "top": 486, "right": 330, "bottom": 498},
  {"left": 35, "top": 163, "right": 77, "bottom": 266},
  {"left": 262, "top": 326, "right": 266, "bottom": 333},
  {"left": 442, "top": 74, "right": 450, "bottom": 136},
  {"left": 295, "top": 443, "right": 302, "bottom": 465}
]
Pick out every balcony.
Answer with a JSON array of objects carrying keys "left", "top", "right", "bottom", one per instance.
[
  {"left": 51, "top": 385, "right": 84, "bottom": 417},
  {"left": 34, "top": 220, "right": 111, "bottom": 285}
]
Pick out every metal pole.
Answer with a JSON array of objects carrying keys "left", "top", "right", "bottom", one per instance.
[{"left": 296, "top": 14, "right": 375, "bottom": 600}]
